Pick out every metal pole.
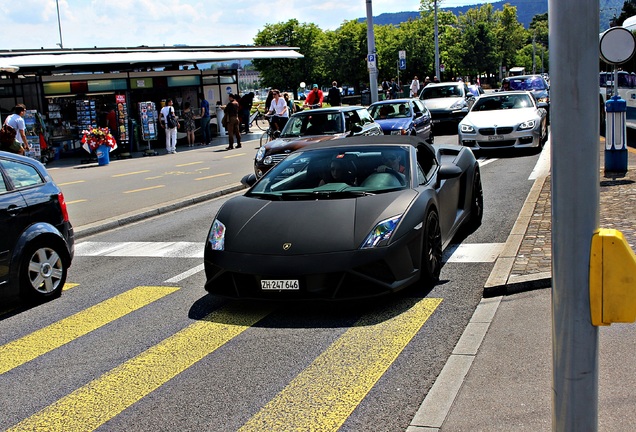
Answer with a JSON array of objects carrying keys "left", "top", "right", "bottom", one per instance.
[
  {"left": 549, "top": 0, "right": 600, "bottom": 430},
  {"left": 434, "top": 0, "right": 440, "bottom": 80},
  {"left": 56, "top": 0, "right": 64, "bottom": 49},
  {"left": 366, "top": 0, "right": 379, "bottom": 104}
]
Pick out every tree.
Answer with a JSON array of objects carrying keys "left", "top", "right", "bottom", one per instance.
[
  {"left": 318, "top": 20, "right": 369, "bottom": 93},
  {"left": 252, "top": 19, "right": 323, "bottom": 98},
  {"left": 617, "top": 0, "right": 636, "bottom": 25},
  {"left": 457, "top": 4, "right": 500, "bottom": 80}
]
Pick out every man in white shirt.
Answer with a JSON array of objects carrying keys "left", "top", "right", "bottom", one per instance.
[
  {"left": 4, "top": 104, "right": 29, "bottom": 151},
  {"left": 160, "top": 99, "right": 179, "bottom": 154},
  {"left": 410, "top": 76, "right": 420, "bottom": 98}
]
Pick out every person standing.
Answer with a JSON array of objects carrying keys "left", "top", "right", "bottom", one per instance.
[
  {"left": 389, "top": 78, "right": 399, "bottom": 99},
  {"left": 239, "top": 92, "right": 255, "bottom": 133},
  {"left": 224, "top": 94, "right": 241, "bottom": 150},
  {"left": 160, "top": 98, "right": 179, "bottom": 154},
  {"left": 410, "top": 76, "right": 420, "bottom": 97},
  {"left": 199, "top": 93, "right": 211, "bottom": 145},
  {"left": 182, "top": 102, "right": 196, "bottom": 146},
  {"left": 284, "top": 93, "right": 296, "bottom": 115},
  {"left": 423, "top": 76, "right": 431, "bottom": 87},
  {"left": 4, "top": 104, "right": 29, "bottom": 153},
  {"left": 327, "top": 81, "right": 342, "bottom": 106},
  {"left": 266, "top": 89, "right": 289, "bottom": 132}
]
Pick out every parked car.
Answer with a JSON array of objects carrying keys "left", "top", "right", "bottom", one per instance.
[
  {"left": 419, "top": 81, "right": 476, "bottom": 125},
  {"left": 205, "top": 135, "right": 483, "bottom": 300},
  {"left": 502, "top": 74, "right": 550, "bottom": 120},
  {"left": 457, "top": 91, "right": 548, "bottom": 152},
  {"left": 254, "top": 106, "right": 382, "bottom": 178},
  {"left": 0, "top": 151, "right": 74, "bottom": 302},
  {"left": 367, "top": 98, "right": 434, "bottom": 142}
]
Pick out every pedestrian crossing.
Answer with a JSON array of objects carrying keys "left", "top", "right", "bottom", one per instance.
[
  {"left": 75, "top": 241, "right": 505, "bottom": 263},
  {"left": 0, "top": 283, "right": 443, "bottom": 432}
]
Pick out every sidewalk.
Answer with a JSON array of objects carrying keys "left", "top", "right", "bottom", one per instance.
[{"left": 408, "top": 141, "right": 636, "bottom": 431}]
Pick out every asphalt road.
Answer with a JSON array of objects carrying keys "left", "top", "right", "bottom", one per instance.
[{"left": 0, "top": 129, "right": 546, "bottom": 431}]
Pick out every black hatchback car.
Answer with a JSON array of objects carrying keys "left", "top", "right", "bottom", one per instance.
[{"left": 0, "top": 151, "right": 74, "bottom": 302}]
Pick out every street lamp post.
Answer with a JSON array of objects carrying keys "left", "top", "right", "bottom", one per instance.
[
  {"left": 56, "top": 0, "right": 64, "bottom": 49},
  {"left": 434, "top": 0, "right": 440, "bottom": 79}
]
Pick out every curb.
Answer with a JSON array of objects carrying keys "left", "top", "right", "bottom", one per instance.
[{"left": 73, "top": 183, "right": 247, "bottom": 239}]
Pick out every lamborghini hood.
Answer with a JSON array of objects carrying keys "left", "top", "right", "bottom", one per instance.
[{"left": 217, "top": 191, "right": 417, "bottom": 255}]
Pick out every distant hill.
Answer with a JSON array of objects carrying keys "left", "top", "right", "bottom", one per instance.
[{"left": 365, "top": 0, "right": 626, "bottom": 32}]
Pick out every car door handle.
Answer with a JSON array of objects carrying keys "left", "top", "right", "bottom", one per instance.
[{"left": 6, "top": 204, "right": 25, "bottom": 216}]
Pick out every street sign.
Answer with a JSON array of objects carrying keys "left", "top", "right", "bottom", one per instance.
[
  {"left": 367, "top": 54, "right": 377, "bottom": 72},
  {"left": 440, "top": 64, "right": 445, "bottom": 72},
  {"left": 399, "top": 50, "right": 406, "bottom": 59},
  {"left": 399, "top": 58, "right": 406, "bottom": 70}
]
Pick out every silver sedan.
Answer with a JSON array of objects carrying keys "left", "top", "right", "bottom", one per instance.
[{"left": 457, "top": 91, "right": 548, "bottom": 151}]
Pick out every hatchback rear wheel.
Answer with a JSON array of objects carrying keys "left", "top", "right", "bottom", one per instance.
[{"left": 20, "top": 241, "right": 67, "bottom": 302}]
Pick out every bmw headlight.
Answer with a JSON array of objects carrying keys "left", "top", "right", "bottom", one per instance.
[
  {"left": 460, "top": 124, "right": 475, "bottom": 133},
  {"left": 518, "top": 120, "right": 536, "bottom": 131},
  {"left": 390, "top": 129, "right": 408, "bottom": 135},
  {"left": 255, "top": 146, "right": 266, "bottom": 162},
  {"left": 450, "top": 100, "right": 465, "bottom": 110},
  {"left": 208, "top": 219, "right": 226, "bottom": 251},
  {"left": 361, "top": 215, "right": 402, "bottom": 249}
]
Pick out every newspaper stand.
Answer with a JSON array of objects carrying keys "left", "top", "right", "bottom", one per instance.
[{"left": 138, "top": 101, "right": 158, "bottom": 156}]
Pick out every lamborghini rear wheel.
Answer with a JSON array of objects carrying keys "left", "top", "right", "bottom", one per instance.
[{"left": 422, "top": 210, "right": 442, "bottom": 287}]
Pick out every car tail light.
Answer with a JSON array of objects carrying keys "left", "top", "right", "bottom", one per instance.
[{"left": 58, "top": 191, "right": 70, "bottom": 222}]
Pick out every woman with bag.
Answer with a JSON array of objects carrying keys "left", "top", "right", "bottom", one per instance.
[{"left": 160, "top": 99, "right": 179, "bottom": 154}]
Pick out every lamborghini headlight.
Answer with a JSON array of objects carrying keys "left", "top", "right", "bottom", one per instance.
[
  {"left": 518, "top": 120, "right": 536, "bottom": 131},
  {"left": 208, "top": 219, "right": 226, "bottom": 251},
  {"left": 361, "top": 215, "right": 402, "bottom": 249}
]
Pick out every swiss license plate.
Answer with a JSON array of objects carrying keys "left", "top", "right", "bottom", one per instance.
[
  {"left": 432, "top": 119, "right": 441, "bottom": 124},
  {"left": 488, "top": 135, "right": 505, "bottom": 141},
  {"left": 261, "top": 279, "right": 300, "bottom": 290}
]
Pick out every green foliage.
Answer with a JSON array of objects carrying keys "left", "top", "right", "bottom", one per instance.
[{"left": 253, "top": 5, "right": 549, "bottom": 92}]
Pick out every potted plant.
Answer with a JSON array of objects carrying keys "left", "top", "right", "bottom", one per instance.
[{"left": 81, "top": 127, "right": 117, "bottom": 166}]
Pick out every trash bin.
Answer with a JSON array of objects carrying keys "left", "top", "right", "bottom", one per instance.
[{"left": 96, "top": 145, "right": 110, "bottom": 166}]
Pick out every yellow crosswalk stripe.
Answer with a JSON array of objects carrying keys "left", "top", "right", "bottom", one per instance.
[
  {"left": 7, "top": 303, "right": 271, "bottom": 432},
  {"left": 240, "top": 297, "right": 443, "bottom": 432},
  {"left": 0, "top": 286, "right": 178, "bottom": 376}
]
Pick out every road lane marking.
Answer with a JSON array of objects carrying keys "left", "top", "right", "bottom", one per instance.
[
  {"left": 239, "top": 297, "right": 443, "bottom": 432},
  {"left": 75, "top": 241, "right": 204, "bottom": 258},
  {"left": 444, "top": 243, "right": 505, "bottom": 263},
  {"left": 0, "top": 286, "right": 179, "bottom": 376},
  {"left": 8, "top": 304, "right": 271, "bottom": 432},
  {"left": 195, "top": 173, "right": 231, "bottom": 181},
  {"left": 123, "top": 185, "right": 165, "bottom": 194},
  {"left": 164, "top": 264, "right": 205, "bottom": 283},
  {"left": 112, "top": 170, "right": 150, "bottom": 178},
  {"left": 176, "top": 161, "right": 204, "bottom": 167},
  {"left": 57, "top": 180, "right": 86, "bottom": 186},
  {"left": 62, "top": 283, "right": 79, "bottom": 291},
  {"left": 195, "top": 167, "right": 210, "bottom": 171},
  {"left": 478, "top": 157, "right": 497, "bottom": 167},
  {"left": 145, "top": 175, "right": 164, "bottom": 180},
  {"left": 225, "top": 153, "right": 246, "bottom": 158},
  {"left": 65, "top": 199, "right": 88, "bottom": 205}
]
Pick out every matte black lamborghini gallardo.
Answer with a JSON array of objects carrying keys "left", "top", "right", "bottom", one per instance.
[{"left": 204, "top": 135, "right": 483, "bottom": 300}]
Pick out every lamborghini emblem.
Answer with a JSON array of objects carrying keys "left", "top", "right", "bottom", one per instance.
[{"left": 283, "top": 243, "right": 292, "bottom": 251}]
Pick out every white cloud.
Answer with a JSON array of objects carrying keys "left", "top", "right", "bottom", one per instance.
[{"left": 0, "top": 0, "right": 482, "bottom": 50}]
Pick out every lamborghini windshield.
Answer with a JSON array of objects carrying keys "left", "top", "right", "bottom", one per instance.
[{"left": 248, "top": 146, "right": 411, "bottom": 199}]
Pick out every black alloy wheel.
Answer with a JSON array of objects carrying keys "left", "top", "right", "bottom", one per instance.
[
  {"left": 468, "top": 168, "right": 484, "bottom": 231},
  {"left": 421, "top": 210, "right": 442, "bottom": 286}
]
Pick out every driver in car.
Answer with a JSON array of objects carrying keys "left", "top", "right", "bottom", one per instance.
[{"left": 376, "top": 151, "right": 406, "bottom": 174}]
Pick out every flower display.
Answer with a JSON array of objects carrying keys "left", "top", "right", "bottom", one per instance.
[{"left": 81, "top": 127, "right": 117, "bottom": 152}]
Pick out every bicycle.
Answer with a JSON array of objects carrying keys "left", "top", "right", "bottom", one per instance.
[
  {"left": 259, "top": 114, "right": 279, "bottom": 147},
  {"left": 248, "top": 107, "right": 269, "bottom": 132}
]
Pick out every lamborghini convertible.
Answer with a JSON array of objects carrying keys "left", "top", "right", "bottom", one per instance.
[{"left": 204, "top": 135, "right": 483, "bottom": 300}]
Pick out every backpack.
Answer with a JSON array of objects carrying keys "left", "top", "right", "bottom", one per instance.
[{"left": 166, "top": 110, "right": 177, "bottom": 129}]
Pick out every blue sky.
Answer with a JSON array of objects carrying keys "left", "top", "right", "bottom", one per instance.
[{"left": 0, "top": 0, "right": 497, "bottom": 50}]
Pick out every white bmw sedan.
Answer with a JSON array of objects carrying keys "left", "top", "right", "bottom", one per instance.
[{"left": 457, "top": 91, "right": 548, "bottom": 151}]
